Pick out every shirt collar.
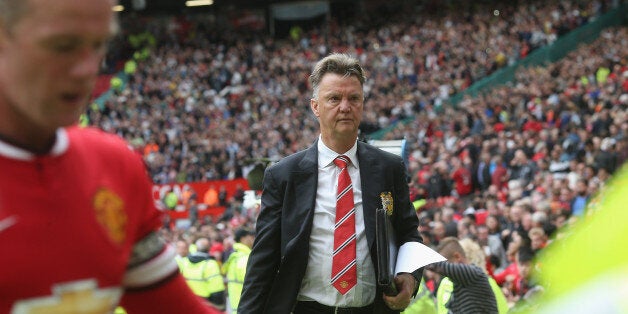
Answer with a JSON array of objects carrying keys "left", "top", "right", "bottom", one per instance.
[
  {"left": 317, "top": 135, "right": 358, "bottom": 168},
  {"left": 0, "top": 128, "right": 69, "bottom": 161}
]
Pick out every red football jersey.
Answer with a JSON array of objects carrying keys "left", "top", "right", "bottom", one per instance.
[{"left": 0, "top": 127, "right": 177, "bottom": 313}]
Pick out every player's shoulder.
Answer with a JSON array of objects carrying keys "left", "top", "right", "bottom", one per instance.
[{"left": 66, "top": 126, "right": 135, "bottom": 155}]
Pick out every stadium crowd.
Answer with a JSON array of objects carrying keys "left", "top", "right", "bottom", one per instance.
[
  {"left": 89, "top": 0, "right": 626, "bottom": 312},
  {"left": 92, "top": 0, "right": 611, "bottom": 183}
]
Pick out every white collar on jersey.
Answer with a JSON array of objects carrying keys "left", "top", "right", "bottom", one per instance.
[{"left": 0, "top": 128, "right": 69, "bottom": 161}]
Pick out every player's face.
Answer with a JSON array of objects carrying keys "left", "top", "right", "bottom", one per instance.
[
  {"left": 0, "top": 0, "right": 115, "bottom": 133},
  {"left": 311, "top": 73, "right": 363, "bottom": 146}
]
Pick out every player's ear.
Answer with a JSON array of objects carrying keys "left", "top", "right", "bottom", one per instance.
[
  {"left": 0, "top": 22, "right": 11, "bottom": 53},
  {"left": 0, "top": 26, "right": 6, "bottom": 51},
  {"left": 311, "top": 98, "right": 320, "bottom": 117}
]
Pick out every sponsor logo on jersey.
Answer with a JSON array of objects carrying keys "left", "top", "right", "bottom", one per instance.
[
  {"left": 11, "top": 279, "right": 122, "bottom": 314},
  {"left": 0, "top": 215, "right": 18, "bottom": 234}
]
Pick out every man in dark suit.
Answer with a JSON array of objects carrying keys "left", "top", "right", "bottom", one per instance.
[
  {"left": 239, "top": 53, "right": 423, "bottom": 313},
  {"left": 473, "top": 151, "right": 493, "bottom": 192}
]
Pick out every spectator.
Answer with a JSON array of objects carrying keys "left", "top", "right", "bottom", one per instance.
[
  {"left": 179, "top": 237, "right": 226, "bottom": 311},
  {"left": 509, "top": 149, "right": 537, "bottom": 190},
  {"left": 491, "top": 155, "right": 510, "bottom": 191},
  {"left": 427, "top": 161, "right": 451, "bottom": 200},
  {"left": 175, "top": 239, "right": 190, "bottom": 268},
  {"left": 427, "top": 237, "right": 499, "bottom": 313},
  {"left": 474, "top": 151, "right": 493, "bottom": 192},
  {"left": 218, "top": 185, "right": 228, "bottom": 207},
  {"left": 459, "top": 238, "right": 510, "bottom": 314},
  {"left": 431, "top": 221, "right": 447, "bottom": 247},
  {"left": 528, "top": 227, "right": 548, "bottom": 254},
  {"left": 477, "top": 225, "right": 508, "bottom": 274},
  {"left": 509, "top": 246, "right": 542, "bottom": 308},
  {"left": 222, "top": 228, "right": 255, "bottom": 314},
  {"left": 450, "top": 156, "right": 474, "bottom": 204},
  {"left": 204, "top": 185, "right": 219, "bottom": 207},
  {"left": 188, "top": 196, "right": 199, "bottom": 227},
  {"left": 163, "top": 187, "right": 179, "bottom": 210},
  {"left": 570, "top": 178, "right": 590, "bottom": 216}
]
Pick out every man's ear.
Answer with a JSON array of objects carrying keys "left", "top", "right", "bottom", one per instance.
[
  {"left": 310, "top": 98, "right": 319, "bottom": 117},
  {"left": 451, "top": 251, "right": 464, "bottom": 263}
]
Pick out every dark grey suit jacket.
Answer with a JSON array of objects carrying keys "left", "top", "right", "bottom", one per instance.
[{"left": 239, "top": 141, "right": 422, "bottom": 313}]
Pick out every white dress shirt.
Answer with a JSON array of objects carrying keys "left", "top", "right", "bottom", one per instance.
[{"left": 297, "top": 137, "right": 376, "bottom": 307}]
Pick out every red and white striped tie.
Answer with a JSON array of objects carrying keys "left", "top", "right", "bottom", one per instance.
[{"left": 331, "top": 155, "right": 357, "bottom": 294}]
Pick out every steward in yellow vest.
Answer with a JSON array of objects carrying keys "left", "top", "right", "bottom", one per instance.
[
  {"left": 402, "top": 278, "right": 437, "bottom": 314},
  {"left": 222, "top": 228, "right": 255, "bottom": 313},
  {"left": 179, "top": 237, "right": 225, "bottom": 311}
]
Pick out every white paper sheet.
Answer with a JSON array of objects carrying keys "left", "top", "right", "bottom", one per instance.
[{"left": 395, "top": 242, "right": 446, "bottom": 274}]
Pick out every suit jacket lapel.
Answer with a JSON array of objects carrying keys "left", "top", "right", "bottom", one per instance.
[
  {"left": 285, "top": 144, "right": 318, "bottom": 253},
  {"left": 293, "top": 144, "right": 318, "bottom": 212}
]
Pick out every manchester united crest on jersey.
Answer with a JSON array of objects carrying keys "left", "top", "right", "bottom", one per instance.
[{"left": 93, "top": 188, "right": 127, "bottom": 245}]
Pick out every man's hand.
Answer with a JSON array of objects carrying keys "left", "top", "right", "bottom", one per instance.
[{"left": 382, "top": 273, "right": 417, "bottom": 311}]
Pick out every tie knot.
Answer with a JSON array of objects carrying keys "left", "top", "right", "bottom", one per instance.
[{"left": 334, "top": 155, "right": 350, "bottom": 169}]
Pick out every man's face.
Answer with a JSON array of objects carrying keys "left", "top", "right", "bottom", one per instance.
[
  {"left": 518, "top": 261, "right": 532, "bottom": 279},
  {"left": 433, "top": 222, "right": 445, "bottom": 238},
  {"left": 0, "top": 0, "right": 115, "bottom": 133},
  {"left": 477, "top": 227, "right": 489, "bottom": 241},
  {"left": 311, "top": 73, "right": 363, "bottom": 145},
  {"left": 242, "top": 234, "right": 255, "bottom": 248},
  {"left": 176, "top": 241, "right": 189, "bottom": 257},
  {"left": 530, "top": 235, "right": 546, "bottom": 250}
]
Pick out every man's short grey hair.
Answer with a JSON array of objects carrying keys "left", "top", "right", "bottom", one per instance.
[
  {"left": 309, "top": 53, "right": 366, "bottom": 99},
  {"left": 0, "top": 0, "right": 28, "bottom": 31},
  {"left": 195, "top": 237, "right": 211, "bottom": 253}
]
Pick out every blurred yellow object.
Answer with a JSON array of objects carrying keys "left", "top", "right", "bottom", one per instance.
[
  {"left": 412, "top": 199, "right": 426, "bottom": 211},
  {"left": 525, "top": 164, "right": 628, "bottom": 313},
  {"left": 78, "top": 114, "right": 89, "bottom": 127},
  {"left": 114, "top": 306, "right": 126, "bottom": 314},
  {"left": 402, "top": 278, "right": 437, "bottom": 314}
]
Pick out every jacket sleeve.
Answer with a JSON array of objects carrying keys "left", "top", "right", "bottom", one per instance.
[
  {"left": 239, "top": 166, "right": 284, "bottom": 313},
  {"left": 392, "top": 159, "right": 422, "bottom": 245},
  {"left": 391, "top": 157, "right": 424, "bottom": 294}
]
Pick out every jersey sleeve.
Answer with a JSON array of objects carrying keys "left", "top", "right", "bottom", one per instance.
[
  {"left": 120, "top": 274, "right": 221, "bottom": 314},
  {"left": 115, "top": 138, "right": 217, "bottom": 312}
]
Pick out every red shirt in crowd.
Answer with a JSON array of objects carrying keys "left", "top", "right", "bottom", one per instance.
[{"left": 452, "top": 166, "right": 473, "bottom": 196}]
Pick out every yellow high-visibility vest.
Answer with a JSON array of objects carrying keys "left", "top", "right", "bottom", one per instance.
[
  {"left": 180, "top": 258, "right": 224, "bottom": 298},
  {"left": 402, "top": 278, "right": 437, "bottom": 314},
  {"left": 222, "top": 243, "right": 251, "bottom": 313},
  {"left": 436, "top": 277, "right": 453, "bottom": 314}
]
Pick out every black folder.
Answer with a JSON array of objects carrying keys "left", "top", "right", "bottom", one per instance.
[{"left": 375, "top": 207, "right": 398, "bottom": 296}]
